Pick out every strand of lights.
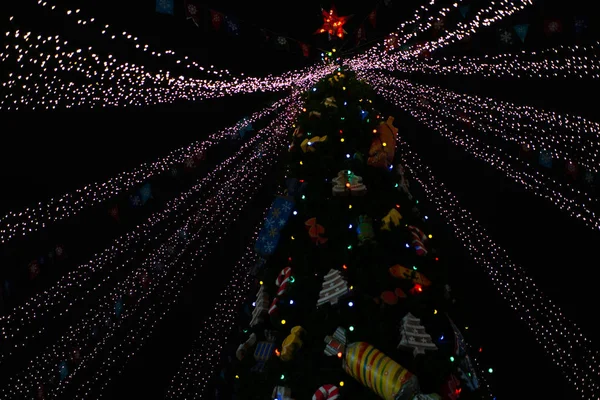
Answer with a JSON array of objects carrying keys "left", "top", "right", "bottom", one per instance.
[
  {"left": 360, "top": 72, "right": 600, "bottom": 231},
  {"left": 34, "top": 1, "right": 232, "bottom": 76},
  {"left": 0, "top": 67, "right": 289, "bottom": 245},
  {"left": 364, "top": 73, "right": 600, "bottom": 174},
  {"left": 0, "top": 95, "right": 296, "bottom": 361},
  {"left": 0, "top": 26, "right": 334, "bottom": 110},
  {"left": 374, "top": 42, "right": 600, "bottom": 79},
  {"left": 165, "top": 224, "right": 263, "bottom": 399},
  {"left": 397, "top": 138, "right": 600, "bottom": 399},
  {"left": 348, "top": 0, "right": 533, "bottom": 70},
  {"left": 0, "top": 98, "right": 302, "bottom": 399},
  {"left": 70, "top": 100, "right": 302, "bottom": 399}
]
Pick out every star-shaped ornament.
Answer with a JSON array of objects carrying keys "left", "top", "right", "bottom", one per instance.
[{"left": 315, "top": 5, "right": 351, "bottom": 39}]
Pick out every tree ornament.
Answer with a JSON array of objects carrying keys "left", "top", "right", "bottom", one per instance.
[
  {"left": 317, "top": 269, "right": 349, "bottom": 307},
  {"left": 250, "top": 285, "right": 269, "bottom": 327},
  {"left": 397, "top": 313, "right": 438, "bottom": 356},
  {"left": 343, "top": 342, "right": 419, "bottom": 400},
  {"left": 315, "top": 5, "right": 351, "bottom": 39},
  {"left": 332, "top": 170, "right": 367, "bottom": 196}
]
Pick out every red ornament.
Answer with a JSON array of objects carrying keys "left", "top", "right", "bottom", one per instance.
[{"left": 315, "top": 5, "right": 350, "bottom": 39}]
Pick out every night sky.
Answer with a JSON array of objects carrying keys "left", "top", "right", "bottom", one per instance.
[{"left": 1, "top": 0, "right": 600, "bottom": 399}]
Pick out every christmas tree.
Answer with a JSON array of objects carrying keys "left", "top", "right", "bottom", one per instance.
[{"left": 220, "top": 69, "right": 487, "bottom": 400}]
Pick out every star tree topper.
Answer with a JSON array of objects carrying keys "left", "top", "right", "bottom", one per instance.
[{"left": 315, "top": 5, "right": 351, "bottom": 39}]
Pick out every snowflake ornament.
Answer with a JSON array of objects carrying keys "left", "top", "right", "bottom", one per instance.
[
  {"left": 548, "top": 21, "right": 560, "bottom": 32},
  {"left": 277, "top": 37, "right": 287, "bottom": 46},
  {"left": 187, "top": 4, "right": 197, "bottom": 15},
  {"left": 500, "top": 30, "right": 513, "bottom": 44},
  {"left": 433, "top": 20, "right": 444, "bottom": 30}
]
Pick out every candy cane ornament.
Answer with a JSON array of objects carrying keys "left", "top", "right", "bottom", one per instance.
[
  {"left": 270, "top": 266, "right": 293, "bottom": 315},
  {"left": 312, "top": 384, "right": 340, "bottom": 400},
  {"left": 408, "top": 225, "right": 428, "bottom": 256}
]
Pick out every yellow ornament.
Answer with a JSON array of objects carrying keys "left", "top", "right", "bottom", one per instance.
[
  {"left": 300, "top": 135, "right": 328, "bottom": 153},
  {"left": 381, "top": 208, "right": 403, "bottom": 231},
  {"left": 280, "top": 326, "right": 306, "bottom": 362},
  {"left": 323, "top": 97, "right": 338, "bottom": 108}
]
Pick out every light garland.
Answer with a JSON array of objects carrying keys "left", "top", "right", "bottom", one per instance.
[
  {"left": 0, "top": 97, "right": 302, "bottom": 399},
  {"left": 397, "top": 137, "right": 600, "bottom": 399},
  {"left": 33, "top": 1, "right": 231, "bottom": 76},
  {"left": 165, "top": 223, "right": 264, "bottom": 399},
  {"left": 363, "top": 73, "right": 600, "bottom": 174},
  {"left": 0, "top": 86, "right": 289, "bottom": 245},
  {"left": 371, "top": 42, "right": 600, "bottom": 79},
  {"left": 0, "top": 24, "right": 334, "bottom": 110},
  {"left": 73, "top": 98, "right": 302, "bottom": 399},
  {"left": 0, "top": 95, "right": 303, "bottom": 364},
  {"left": 347, "top": 0, "right": 534, "bottom": 70},
  {"left": 359, "top": 72, "right": 600, "bottom": 232}
]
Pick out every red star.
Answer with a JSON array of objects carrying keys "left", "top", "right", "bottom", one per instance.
[{"left": 315, "top": 5, "right": 350, "bottom": 39}]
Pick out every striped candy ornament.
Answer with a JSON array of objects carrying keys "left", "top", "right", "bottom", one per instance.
[
  {"left": 269, "top": 297, "right": 279, "bottom": 315},
  {"left": 276, "top": 266, "right": 293, "bottom": 296},
  {"left": 343, "top": 342, "right": 419, "bottom": 400},
  {"left": 312, "top": 384, "right": 339, "bottom": 400}
]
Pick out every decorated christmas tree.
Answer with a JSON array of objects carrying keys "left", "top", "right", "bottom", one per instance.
[{"left": 218, "top": 69, "right": 487, "bottom": 400}]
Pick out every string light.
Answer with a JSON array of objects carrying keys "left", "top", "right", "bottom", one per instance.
[
  {"left": 34, "top": 0, "right": 232, "bottom": 75},
  {"left": 361, "top": 73, "right": 600, "bottom": 176},
  {"left": 0, "top": 92, "right": 290, "bottom": 245},
  {"left": 0, "top": 97, "right": 304, "bottom": 399},
  {"left": 374, "top": 43, "right": 600, "bottom": 79},
  {"left": 347, "top": 0, "right": 533, "bottom": 69},
  {"left": 359, "top": 71, "right": 600, "bottom": 232},
  {"left": 0, "top": 23, "right": 335, "bottom": 110},
  {"left": 398, "top": 137, "right": 600, "bottom": 399},
  {"left": 0, "top": 102, "right": 290, "bottom": 358}
]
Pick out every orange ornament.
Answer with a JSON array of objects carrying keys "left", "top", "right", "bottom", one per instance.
[
  {"left": 367, "top": 116, "right": 398, "bottom": 168},
  {"left": 305, "top": 217, "right": 328, "bottom": 245}
]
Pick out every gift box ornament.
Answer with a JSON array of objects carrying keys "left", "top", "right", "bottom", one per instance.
[
  {"left": 252, "top": 341, "right": 276, "bottom": 372},
  {"left": 324, "top": 326, "right": 347, "bottom": 357}
]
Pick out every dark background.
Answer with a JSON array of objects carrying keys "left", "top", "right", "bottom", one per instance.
[{"left": 1, "top": 0, "right": 600, "bottom": 399}]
